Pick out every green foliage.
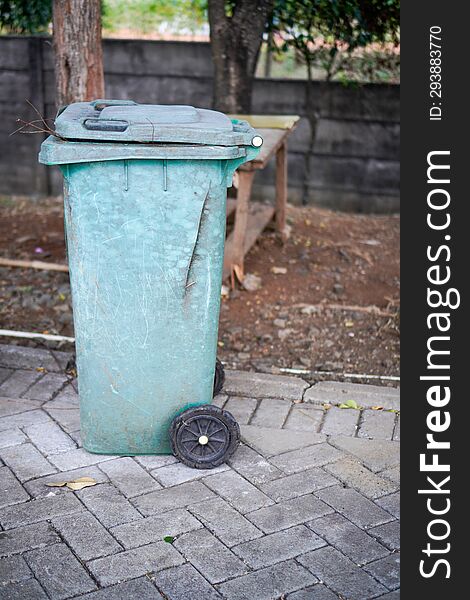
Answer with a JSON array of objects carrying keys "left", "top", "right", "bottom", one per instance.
[
  {"left": 271, "top": 0, "right": 400, "bottom": 81},
  {"left": 0, "top": 0, "right": 52, "bottom": 33},
  {"left": 102, "top": 0, "right": 207, "bottom": 34}
]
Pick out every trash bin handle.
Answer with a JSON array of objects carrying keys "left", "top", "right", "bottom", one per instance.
[
  {"left": 91, "top": 99, "right": 138, "bottom": 111},
  {"left": 82, "top": 118, "right": 129, "bottom": 133}
]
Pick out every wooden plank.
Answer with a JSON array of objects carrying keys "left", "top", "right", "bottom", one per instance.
[
  {"left": 275, "top": 141, "right": 288, "bottom": 241},
  {"left": 228, "top": 114, "right": 300, "bottom": 130},
  {"left": 230, "top": 171, "right": 255, "bottom": 282},
  {"left": 223, "top": 202, "right": 275, "bottom": 281},
  {"left": 239, "top": 128, "right": 290, "bottom": 171}
]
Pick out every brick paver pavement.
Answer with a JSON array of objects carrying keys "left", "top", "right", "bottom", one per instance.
[{"left": 0, "top": 344, "right": 400, "bottom": 599}]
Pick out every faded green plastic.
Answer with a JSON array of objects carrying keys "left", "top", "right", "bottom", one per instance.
[{"left": 39, "top": 101, "right": 260, "bottom": 454}]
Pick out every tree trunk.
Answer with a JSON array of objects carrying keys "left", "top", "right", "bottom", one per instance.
[
  {"left": 301, "top": 61, "right": 321, "bottom": 206},
  {"left": 53, "top": 0, "right": 104, "bottom": 107},
  {"left": 208, "top": 0, "right": 274, "bottom": 113}
]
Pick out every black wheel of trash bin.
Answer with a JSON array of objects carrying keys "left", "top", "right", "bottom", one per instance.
[
  {"left": 213, "top": 358, "right": 225, "bottom": 397},
  {"left": 170, "top": 405, "right": 240, "bottom": 469}
]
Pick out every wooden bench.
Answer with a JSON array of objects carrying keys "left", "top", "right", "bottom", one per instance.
[{"left": 223, "top": 115, "right": 300, "bottom": 284}]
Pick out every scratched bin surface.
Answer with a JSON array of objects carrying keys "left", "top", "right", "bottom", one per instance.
[{"left": 39, "top": 101, "right": 260, "bottom": 454}]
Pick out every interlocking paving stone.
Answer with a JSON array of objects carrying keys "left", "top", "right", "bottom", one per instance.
[
  {"left": 24, "top": 465, "right": 108, "bottom": 498},
  {"left": 25, "top": 542, "right": 97, "bottom": 598},
  {"left": 358, "top": 410, "right": 396, "bottom": 440},
  {"left": 380, "top": 467, "right": 400, "bottom": 488},
  {"left": 233, "top": 524, "right": 325, "bottom": 568},
  {"left": 88, "top": 542, "right": 185, "bottom": 586},
  {"left": 50, "top": 350, "right": 73, "bottom": 372},
  {"left": 376, "top": 491, "right": 400, "bottom": 519},
  {"left": 0, "top": 554, "right": 32, "bottom": 584},
  {"left": 377, "top": 590, "right": 400, "bottom": 599},
  {"left": 393, "top": 415, "right": 400, "bottom": 441},
  {"left": 0, "top": 409, "right": 51, "bottom": 431},
  {"left": 0, "top": 443, "right": 56, "bottom": 482},
  {"left": 368, "top": 520, "right": 400, "bottom": 551},
  {"left": 134, "top": 455, "right": 178, "bottom": 470},
  {"left": 174, "top": 528, "right": 247, "bottom": 584},
  {"left": 321, "top": 406, "right": 359, "bottom": 436},
  {"left": 241, "top": 426, "right": 326, "bottom": 457},
  {"left": 212, "top": 393, "right": 228, "bottom": 409},
  {"left": 224, "top": 370, "right": 309, "bottom": 401},
  {"left": 24, "top": 421, "right": 76, "bottom": 456},
  {"left": 250, "top": 398, "right": 291, "bottom": 428},
  {"left": 44, "top": 384, "right": 78, "bottom": 409},
  {"left": 0, "top": 345, "right": 58, "bottom": 372},
  {"left": 0, "top": 428, "right": 26, "bottom": 449},
  {"left": 0, "top": 370, "right": 42, "bottom": 398},
  {"left": 307, "top": 512, "right": 389, "bottom": 565},
  {"left": 79, "top": 577, "right": 164, "bottom": 599},
  {"left": 0, "top": 493, "right": 83, "bottom": 530},
  {"left": 110, "top": 508, "right": 202, "bottom": 549},
  {"left": 132, "top": 481, "right": 215, "bottom": 516},
  {"left": 99, "top": 457, "right": 162, "bottom": 497},
  {"left": 246, "top": 494, "right": 333, "bottom": 534},
  {"left": 216, "top": 559, "right": 317, "bottom": 600},
  {"left": 153, "top": 562, "right": 222, "bottom": 600},
  {"left": 223, "top": 396, "right": 258, "bottom": 425},
  {"left": 0, "top": 367, "right": 13, "bottom": 386},
  {"left": 52, "top": 511, "right": 122, "bottom": 561},
  {"left": 152, "top": 461, "right": 228, "bottom": 487},
  {"left": 305, "top": 381, "right": 400, "bottom": 411},
  {"left": 228, "top": 444, "right": 282, "bottom": 485},
  {"left": 0, "top": 467, "right": 29, "bottom": 509},
  {"left": 298, "top": 546, "right": 387, "bottom": 600},
  {"left": 324, "top": 457, "right": 398, "bottom": 499},
  {"left": 260, "top": 468, "right": 338, "bottom": 502},
  {"left": 329, "top": 436, "right": 400, "bottom": 473},
  {"left": 286, "top": 584, "right": 339, "bottom": 599},
  {"left": 364, "top": 552, "right": 400, "bottom": 590},
  {"left": 0, "top": 522, "right": 59, "bottom": 557},
  {"left": 270, "top": 443, "right": 344, "bottom": 474},
  {"left": 0, "top": 397, "right": 41, "bottom": 419},
  {"left": 203, "top": 469, "right": 273, "bottom": 513},
  {"left": 315, "top": 486, "right": 394, "bottom": 530},
  {"left": 0, "top": 354, "right": 401, "bottom": 600},
  {"left": 44, "top": 406, "right": 80, "bottom": 433},
  {"left": 22, "top": 373, "right": 68, "bottom": 402},
  {"left": 0, "top": 578, "right": 48, "bottom": 599},
  {"left": 47, "top": 448, "right": 118, "bottom": 471},
  {"left": 190, "top": 497, "right": 262, "bottom": 547},
  {"left": 283, "top": 405, "right": 324, "bottom": 432},
  {"left": 76, "top": 483, "right": 141, "bottom": 528}
]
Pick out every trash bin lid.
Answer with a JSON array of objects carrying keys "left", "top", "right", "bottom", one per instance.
[{"left": 54, "top": 99, "right": 262, "bottom": 147}]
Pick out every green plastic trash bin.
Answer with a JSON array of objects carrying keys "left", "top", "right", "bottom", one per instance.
[{"left": 39, "top": 99, "right": 262, "bottom": 467}]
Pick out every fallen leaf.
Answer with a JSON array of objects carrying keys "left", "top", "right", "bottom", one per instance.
[
  {"left": 371, "top": 406, "right": 384, "bottom": 411},
  {"left": 163, "top": 536, "right": 175, "bottom": 544},
  {"left": 36, "top": 367, "right": 46, "bottom": 373},
  {"left": 45, "top": 476, "right": 97, "bottom": 491},
  {"left": 271, "top": 266, "right": 287, "bottom": 275},
  {"left": 339, "top": 399, "right": 360, "bottom": 410},
  {"left": 67, "top": 481, "right": 96, "bottom": 491},
  {"left": 344, "top": 320, "right": 354, "bottom": 327}
]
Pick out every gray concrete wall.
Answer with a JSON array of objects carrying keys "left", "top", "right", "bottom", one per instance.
[{"left": 0, "top": 36, "right": 399, "bottom": 212}]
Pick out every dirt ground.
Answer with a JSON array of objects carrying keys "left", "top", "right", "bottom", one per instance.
[{"left": 0, "top": 196, "right": 399, "bottom": 383}]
